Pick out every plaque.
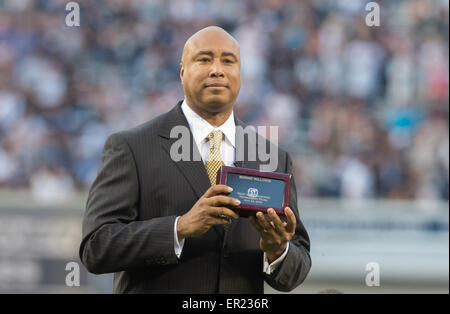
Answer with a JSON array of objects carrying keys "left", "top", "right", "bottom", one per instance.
[{"left": 215, "top": 166, "right": 291, "bottom": 217}]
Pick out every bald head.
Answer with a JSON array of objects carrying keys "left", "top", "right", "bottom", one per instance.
[{"left": 181, "top": 26, "right": 240, "bottom": 65}]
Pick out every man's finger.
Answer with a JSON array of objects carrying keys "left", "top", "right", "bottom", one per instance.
[
  {"left": 210, "top": 206, "right": 239, "bottom": 220},
  {"left": 256, "top": 211, "right": 275, "bottom": 234},
  {"left": 248, "top": 216, "right": 264, "bottom": 235},
  {"left": 207, "top": 195, "right": 240, "bottom": 207},
  {"left": 211, "top": 216, "right": 232, "bottom": 225},
  {"left": 203, "top": 185, "right": 233, "bottom": 198},
  {"left": 267, "top": 208, "right": 285, "bottom": 233},
  {"left": 284, "top": 207, "right": 296, "bottom": 234}
]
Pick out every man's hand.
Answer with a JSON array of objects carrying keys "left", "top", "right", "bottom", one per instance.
[
  {"left": 177, "top": 185, "right": 240, "bottom": 242},
  {"left": 248, "top": 207, "right": 296, "bottom": 263}
]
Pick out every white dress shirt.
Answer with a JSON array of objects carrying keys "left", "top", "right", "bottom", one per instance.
[{"left": 173, "top": 99, "right": 288, "bottom": 274}]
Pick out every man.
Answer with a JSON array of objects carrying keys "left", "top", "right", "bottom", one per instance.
[{"left": 79, "top": 26, "right": 311, "bottom": 293}]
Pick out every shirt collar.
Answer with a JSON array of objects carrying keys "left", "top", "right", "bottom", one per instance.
[{"left": 181, "top": 99, "right": 236, "bottom": 148}]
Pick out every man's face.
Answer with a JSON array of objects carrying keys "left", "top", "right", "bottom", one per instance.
[{"left": 180, "top": 30, "right": 241, "bottom": 113}]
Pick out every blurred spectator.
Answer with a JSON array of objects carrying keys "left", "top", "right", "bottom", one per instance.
[
  {"left": 30, "top": 165, "right": 75, "bottom": 204},
  {"left": 0, "top": 0, "right": 448, "bottom": 201}
]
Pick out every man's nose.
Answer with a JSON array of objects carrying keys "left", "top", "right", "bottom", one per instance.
[{"left": 209, "top": 59, "right": 225, "bottom": 77}]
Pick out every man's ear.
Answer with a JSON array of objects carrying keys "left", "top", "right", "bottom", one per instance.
[{"left": 179, "top": 62, "right": 184, "bottom": 82}]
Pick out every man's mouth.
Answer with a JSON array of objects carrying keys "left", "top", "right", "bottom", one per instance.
[{"left": 205, "top": 83, "right": 228, "bottom": 88}]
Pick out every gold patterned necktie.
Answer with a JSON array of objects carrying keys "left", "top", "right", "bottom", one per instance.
[{"left": 205, "top": 130, "right": 224, "bottom": 186}]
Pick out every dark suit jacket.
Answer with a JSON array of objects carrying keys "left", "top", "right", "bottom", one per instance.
[{"left": 79, "top": 100, "right": 311, "bottom": 293}]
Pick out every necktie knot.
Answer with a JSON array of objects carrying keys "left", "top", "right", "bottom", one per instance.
[{"left": 209, "top": 130, "right": 223, "bottom": 143}]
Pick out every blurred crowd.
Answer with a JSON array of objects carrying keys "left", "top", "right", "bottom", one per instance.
[{"left": 0, "top": 0, "right": 448, "bottom": 202}]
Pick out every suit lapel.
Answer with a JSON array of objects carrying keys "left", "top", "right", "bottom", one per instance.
[{"left": 158, "top": 101, "right": 211, "bottom": 199}]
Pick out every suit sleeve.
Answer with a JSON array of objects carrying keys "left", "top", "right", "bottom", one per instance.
[
  {"left": 264, "top": 152, "right": 312, "bottom": 292},
  {"left": 79, "top": 133, "right": 179, "bottom": 275}
]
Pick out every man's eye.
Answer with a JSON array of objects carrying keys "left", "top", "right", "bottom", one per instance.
[
  {"left": 199, "top": 58, "right": 210, "bottom": 62},
  {"left": 223, "top": 59, "right": 233, "bottom": 63}
]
